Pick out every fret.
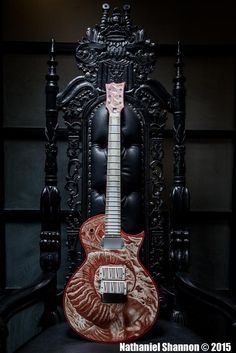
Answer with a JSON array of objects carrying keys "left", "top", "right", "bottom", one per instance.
[
  {"left": 106, "top": 205, "right": 120, "bottom": 208},
  {"left": 107, "top": 163, "right": 120, "bottom": 166},
  {"left": 106, "top": 191, "right": 120, "bottom": 194},
  {"left": 107, "top": 209, "right": 120, "bottom": 213},
  {"left": 106, "top": 221, "right": 120, "bottom": 224},
  {"left": 105, "top": 210, "right": 120, "bottom": 213},
  {"left": 105, "top": 227, "right": 121, "bottom": 231},
  {"left": 107, "top": 166, "right": 120, "bottom": 169},
  {"left": 105, "top": 213, "right": 120, "bottom": 216},
  {"left": 105, "top": 223, "right": 121, "bottom": 226},
  {"left": 107, "top": 151, "right": 120, "bottom": 155},
  {"left": 108, "top": 130, "right": 120, "bottom": 134},
  {"left": 105, "top": 214, "right": 120, "bottom": 217},
  {"left": 107, "top": 158, "right": 120, "bottom": 161},
  {"left": 105, "top": 220, "right": 120, "bottom": 223},
  {"left": 106, "top": 209, "right": 120, "bottom": 213},
  {"left": 106, "top": 192, "right": 120, "bottom": 195},
  {"left": 107, "top": 215, "right": 120, "bottom": 222},
  {"left": 106, "top": 171, "right": 120, "bottom": 174},
  {"left": 105, "top": 228, "right": 121, "bottom": 231},
  {"left": 107, "top": 147, "right": 120, "bottom": 150},
  {"left": 105, "top": 209, "right": 121, "bottom": 212},
  {"left": 108, "top": 139, "right": 120, "bottom": 142},
  {"left": 106, "top": 200, "right": 120, "bottom": 202},
  {"left": 105, "top": 205, "right": 120, "bottom": 208}
]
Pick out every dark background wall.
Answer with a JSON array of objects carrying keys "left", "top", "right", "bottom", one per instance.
[{"left": 1, "top": 0, "right": 236, "bottom": 351}]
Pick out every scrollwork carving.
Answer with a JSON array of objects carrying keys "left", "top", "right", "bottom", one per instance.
[
  {"left": 170, "top": 42, "right": 190, "bottom": 272},
  {"left": 58, "top": 78, "right": 99, "bottom": 278},
  {"left": 75, "top": 5, "right": 157, "bottom": 88},
  {"left": 134, "top": 84, "right": 169, "bottom": 292},
  {"left": 40, "top": 39, "right": 61, "bottom": 273}
]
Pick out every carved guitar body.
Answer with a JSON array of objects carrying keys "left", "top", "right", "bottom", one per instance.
[{"left": 64, "top": 214, "right": 159, "bottom": 342}]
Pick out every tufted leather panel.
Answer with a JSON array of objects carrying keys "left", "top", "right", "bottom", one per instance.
[{"left": 88, "top": 100, "right": 145, "bottom": 235}]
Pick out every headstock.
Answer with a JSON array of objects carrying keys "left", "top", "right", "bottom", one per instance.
[{"left": 105, "top": 82, "right": 125, "bottom": 114}]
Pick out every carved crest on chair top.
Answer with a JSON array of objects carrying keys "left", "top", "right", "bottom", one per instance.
[{"left": 75, "top": 3, "right": 157, "bottom": 88}]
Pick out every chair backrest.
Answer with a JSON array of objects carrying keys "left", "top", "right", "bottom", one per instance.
[{"left": 40, "top": 3, "right": 189, "bottom": 315}]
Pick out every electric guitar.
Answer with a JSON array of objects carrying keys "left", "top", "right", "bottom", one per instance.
[{"left": 63, "top": 82, "right": 159, "bottom": 342}]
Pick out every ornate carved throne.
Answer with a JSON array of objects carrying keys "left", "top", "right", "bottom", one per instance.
[
  {"left": 2, "top": 4, "right": 236, "bottom": 353},
  {"left": 40, "top": 3, "right": 190, "bottom": 317}
]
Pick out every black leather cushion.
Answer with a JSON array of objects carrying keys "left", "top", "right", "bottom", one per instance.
[{"left": 89, "top": 101, "right": 144, "bottom": 234}]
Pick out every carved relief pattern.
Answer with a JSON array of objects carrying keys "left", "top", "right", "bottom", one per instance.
[
  {"left": 149, "top": 114, "right": 167, "bottom": 285},
  {"left": 45, "top": 127, "right": 58, "bottom": 184},
  {"left": 40, "top": 39, "right": 61, "bottom": 273},
  {"left": 170, "top": 43, "right": 190, "bottom": 272},
  {"left": 64, "top": 214, "right": 159, "bottom": 342},
  {"left": 134, "top": 86, "right": 168, "bottom": 287},
  {"left": 75, "top": 4, "right": 157, "bottom": 87},
  {"left": 87, "top": 102, "right": 105, "bottom": 217},
  {"left": 58, "top": 83, "right": 99, "bottom": 278}
]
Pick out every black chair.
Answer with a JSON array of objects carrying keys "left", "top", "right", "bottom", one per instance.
[{"left": 1, "top": 4, "right": 235, "bottom": 353}]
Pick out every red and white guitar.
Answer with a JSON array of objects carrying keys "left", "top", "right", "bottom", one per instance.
[{"left": 63, "top": 82, "right": 159, "bottom": 342}]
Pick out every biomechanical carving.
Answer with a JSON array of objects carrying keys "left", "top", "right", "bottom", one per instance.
[{"left": 64, "top": 214, "right": 159, "bottom": 342}]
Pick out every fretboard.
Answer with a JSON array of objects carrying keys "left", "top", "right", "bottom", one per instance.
[{"left": 105, "top": 111, "right": 121, "bottom": 237}]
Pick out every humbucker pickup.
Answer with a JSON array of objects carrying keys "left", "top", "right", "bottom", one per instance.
[
  {"left": 100, "top": 280, "right": 127, "bottom": 295},
  {"left": 100, "top": 280, "right": 127, "bottom": 303},
  {"left": 99, "top": 266, "right": 125, "bottom": 281}
]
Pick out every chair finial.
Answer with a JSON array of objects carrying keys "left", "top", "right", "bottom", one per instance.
[
  {"left": 100, "top": 3, "right": 110, "bottom": 29},
  {"left": 175, "top": 41, "right": 184, "bottom": 81},
  {"left": 123, "top": 4, "right": 131, "bottom": 28},
  {"left": 50, "top": 38, "right": 55, "bottom": 53},
  {"left": 47, "top": 38, "right": 58, "bottom": 80}
]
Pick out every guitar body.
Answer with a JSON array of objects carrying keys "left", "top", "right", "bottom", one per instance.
[{"left": 64, "top": 214, "right": 159, "bottom": 342}]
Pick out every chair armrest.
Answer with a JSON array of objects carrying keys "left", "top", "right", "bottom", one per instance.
[
  {"left": 175, "top": 272, "right": 236, "bottom": 342},
  {"left": 176, "top": 272, "right": 236, "bottom": 322},
  {"left": 0, "top": 272, "right": 56, "bottom": 323}
]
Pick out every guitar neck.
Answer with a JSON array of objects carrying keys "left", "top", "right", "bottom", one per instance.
[{"left": 105, "top": 111, "right": 121, "bottom": 237}]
